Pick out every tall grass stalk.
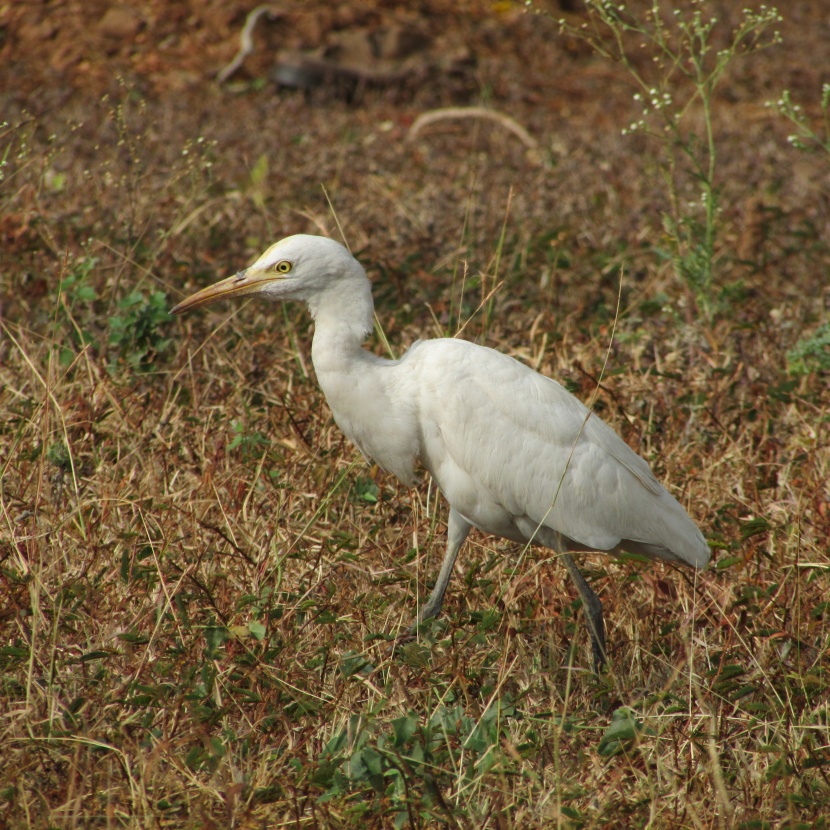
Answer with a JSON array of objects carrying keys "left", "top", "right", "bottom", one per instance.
[
  {"left": 772, "top": 82, "right": 830, "bottom": 156},
  {"left": 551, "top": 0, "right": 783, "bottom": 319}
]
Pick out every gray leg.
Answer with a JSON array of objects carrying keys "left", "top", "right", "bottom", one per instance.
[
  {"left": 560, "top": 553, "right": 607, "bottom": 672},
  {"left": 416, "top": 506, "right": 472, "bottom": 624}
]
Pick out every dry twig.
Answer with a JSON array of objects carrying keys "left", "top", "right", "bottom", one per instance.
[
  {"left": 217, "top": 5, "right": 283, "bottom": 83},
  {"left": 408, "top": 106, "right": 538, "bottom": 149}
]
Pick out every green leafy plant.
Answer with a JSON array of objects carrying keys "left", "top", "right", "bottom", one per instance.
[
  {"left": 45, "top": 440, "right": 71, "bottom": 471},
  {"left": 597, "top": 706, "right": 648, "bottom": 757},
  {"left": 787, "top": 322, "right": 830, "bottom": 375},
  {"left": 552, "top": 0, "right": 783, "bottom": 318},
  {"left": 352, "top": 476, "right": 380, "bottom": 504},
  {"left": 315, "top": 697, "right": 519, "bottom": 827},
  {"left": 108, "top": 289, "right": 171, "bottom": 371},
  {"left": 228, "top": 419, "right": 269, "bottom": 458}
]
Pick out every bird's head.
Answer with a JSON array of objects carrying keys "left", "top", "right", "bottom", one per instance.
[{"left": 171, "top": 234, "right": 362, "bottom": 315}]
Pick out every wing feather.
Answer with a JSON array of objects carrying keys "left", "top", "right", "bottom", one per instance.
[{"left": 406, "top": 339, "right": 708, "bottom": 568}]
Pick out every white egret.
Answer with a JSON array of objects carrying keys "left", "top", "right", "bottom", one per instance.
[{"left": 172, "top": 234, "right": 710, "bottom": 669}]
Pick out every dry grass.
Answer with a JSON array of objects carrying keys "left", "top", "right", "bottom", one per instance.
[{"left": 2, "top": 2, "right": 829, "bottom": 828}]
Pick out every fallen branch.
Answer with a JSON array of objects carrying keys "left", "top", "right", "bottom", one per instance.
[
  {"left": 217, "top": 5, "right": 282, "bottom": 84},
  {"left": 407, "top": 106, "right": 537, "bottom": 149}
]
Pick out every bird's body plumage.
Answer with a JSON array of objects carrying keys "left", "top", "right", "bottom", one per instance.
[
  {"left": 317, "top": 334, "right": 708, "bottom": 569},
  {"left": 173, "top": 234, "right": 710, "bottom": 668}
]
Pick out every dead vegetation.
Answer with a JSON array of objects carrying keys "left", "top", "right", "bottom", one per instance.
[{"left": 1, "top": 1, "right": 829, "bottom": 827}]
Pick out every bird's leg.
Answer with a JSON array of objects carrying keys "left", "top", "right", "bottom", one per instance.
[
  {"left": 560, "top": 553, "right": 607, "bottom": 672},
  {"left": 413, "top": 506, "right": 472, "bottom": 628}
]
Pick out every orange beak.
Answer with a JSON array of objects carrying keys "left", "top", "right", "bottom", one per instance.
[{"left": 171, "top": 269, "right": 284, "bottom": 315}]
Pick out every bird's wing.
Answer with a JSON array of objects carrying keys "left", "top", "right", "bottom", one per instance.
[{"left": 410, "top": 339, "right": 708, "bottom": 567}]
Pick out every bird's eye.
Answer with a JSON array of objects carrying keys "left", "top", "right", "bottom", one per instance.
[{"left": 273, "top": 260, "right": 292, "bottom": 274}]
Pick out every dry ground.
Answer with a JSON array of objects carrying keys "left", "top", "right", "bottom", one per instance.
[{"left": 1, "top": 1, "right": 829, "bottom": 828}]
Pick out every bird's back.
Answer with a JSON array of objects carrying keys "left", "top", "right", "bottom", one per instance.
[{"left": 402, "top": 338, "right": 709, "bottom": 569}]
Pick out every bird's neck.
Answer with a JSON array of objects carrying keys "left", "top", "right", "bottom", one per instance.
[
  {"left": 308, "top": 279, "right": 375, "bottom": 376},
  {"left": 305, "top": 274, "right": 419, "bottom": 485}
]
